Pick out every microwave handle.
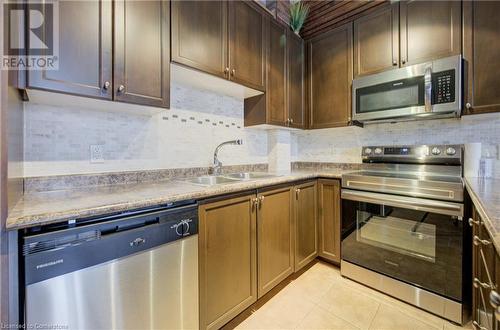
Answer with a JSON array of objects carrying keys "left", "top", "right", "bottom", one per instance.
[
  {"left": 424, "top": 65, "right": 432, "bottom": 112},
  {"left": 341, "top": 189, "right": 463, "bottom": 217}
]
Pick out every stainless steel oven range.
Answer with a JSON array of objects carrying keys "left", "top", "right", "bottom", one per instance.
[{"left": 341, "top": 144, "right": 469, "bottom": 324}]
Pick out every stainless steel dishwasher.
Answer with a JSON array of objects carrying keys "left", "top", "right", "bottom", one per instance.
[{"left": 21, "top": 202, "right": 199, "bottom": 330}]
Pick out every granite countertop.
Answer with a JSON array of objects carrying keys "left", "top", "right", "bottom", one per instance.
[
  {"left": 464, "top": 177, "right": 500, "bottom": 254},
  {"left": 7, "top": 170, "right": 345, "bottom": 230}
]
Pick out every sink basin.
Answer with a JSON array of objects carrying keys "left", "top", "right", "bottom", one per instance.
[
  {"left": 183, "top": 175, "right": 241, "bottom": 186},
  {"left": 223, "top": 172, "right": 279, "bottom": 180}
]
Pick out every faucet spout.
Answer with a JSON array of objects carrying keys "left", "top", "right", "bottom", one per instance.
[{"left": 212, "top": 139, "right": 243, "bottom": 175}]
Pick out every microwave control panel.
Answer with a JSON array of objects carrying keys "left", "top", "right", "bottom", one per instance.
[{"left": 432, "top": 69, "right": 455, "bottom": 104}]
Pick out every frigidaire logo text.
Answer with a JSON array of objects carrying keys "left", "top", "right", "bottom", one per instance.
[{"left": 36, "top": 259, "right": 63, "bottom": 269}]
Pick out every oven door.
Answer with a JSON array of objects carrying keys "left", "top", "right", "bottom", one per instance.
[{"left": 341, "top": 189, "right": 464, "bottom": 301}]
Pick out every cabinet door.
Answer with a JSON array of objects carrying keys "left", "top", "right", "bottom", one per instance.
[
  {"left": 199, "top": 194, "right": 257, "bottom": 330},
  {"left": 114, "top": 0, "right": 169, "bottom": 108},
  {"left": 400, "top": 0, "right": 461, "bottom": 67},
  {"left": 266, "top": 19, "right": 288, "bottom": 126},
  {"left": 463, "top": 1, "right": 500, "bottom": 115},
  {"left": 27, "top": 1, "right": 112, "bottom": 99},
  {"left": 308, "top": 23, "right": 353, "bottom": 129},
  {"left": 257, "top": 187, "right": 294, "bottom": 297},
  {"left": 294, "top": 181, "right": 318, "bottom": 272},
  {"left": 288, "top": 31, "right": 306, "bottom": 129},
  {"left": 318, "top": 179, "right": 341, "bottom": 264},
  {"left": 171, "top": 1, "right": 228, "bottom": 79},
  {"left": 228, "top": 1, "right": 266, "bottom": 91},
  {"left": 353, "top": 3, "right": 399, "bottom": 77}
]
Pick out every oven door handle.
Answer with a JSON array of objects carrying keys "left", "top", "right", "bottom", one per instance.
[{"left": 341, "top": 189, "right": 463, "bottom": 217}]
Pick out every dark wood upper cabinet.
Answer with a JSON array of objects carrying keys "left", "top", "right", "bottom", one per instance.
[
  {"left": 27, "top": 1, "right": 112, "bottom": 99},
  {"left": 353, "top": 3, "right": 399, "bottom": 77},
  {"left": 288, "top": 31, "right": 306, "bottom": 129},
  {"left": 308, "top": 23, "right": 352, "bottom": 129},
  {"left": 114, "top": 0, "right": 170, "bottom": 108},
  {"left": 171, "top": 1, "right": 228, "bottom": 78},
  {"left": 266, "top": 19, "right": 287, "bottom": 126},
  {"left": 463, "top": 1, "right": 500, "bottom": 115},
  {"left": 400, "top": 0, "right": 461, "bottom": 67},
  {"left": 228, "top": 1, "right": 266, "bottom": 91}
]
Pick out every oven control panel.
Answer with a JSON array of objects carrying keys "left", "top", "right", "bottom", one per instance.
[{"left": 362, "top": 144, "right": 462, "bottom": 164}]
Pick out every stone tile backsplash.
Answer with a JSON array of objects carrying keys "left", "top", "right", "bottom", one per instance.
[
  {"left": 294, "top": 113, "right": 500, "bottom": 178},
  {"left": 24, "top": 83, "right": 268, "bottom": 177},
  {"left": 24, "top": 80, "right": 500, "bottom": 178}
]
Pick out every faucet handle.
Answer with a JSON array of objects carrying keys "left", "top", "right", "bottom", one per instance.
[{"left": 236, "top": 139, "right": 243, "bottom": 145}]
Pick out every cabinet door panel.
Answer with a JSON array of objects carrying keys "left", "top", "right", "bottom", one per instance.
[
  {"left": 28, "top": 1, "right": 112, "bottom": 99},
  {"left": 400, "top": 0, "right": 461, "bottom": 67},
  {"left": 318, "top": 179, "right": 341, "bottom": 263},
  {"left": 199, "top": 194, "right": 257, "bottom": 330},
  {"left": 463, "top": 1, "right": 500, "bottom": 115},
  {"left": 308, "top": 23, "right": 352, "bottom": 129},
  {"left": 114, "top": 0, "right": 169, "bottom": 108},
  {"left": 267, "top": 20, "right": 288, "bottom": 126},
  {"left": 228, "top": 1, "right": 266, "bottom": 91},
  {"left": 257, "top": 187, "right": 293, "bottom": 297},
  {"left": 288, "top": 31, "right": 306, "bottom": 128},
  {"left": 171, "top": 0, "right": 227, "bottom": 78},
  {"left": 353, "top": 3, "right": 399, "bottom": 77},
  {"left": 294, "top": 181, "right": 318, "bottom": 272}
]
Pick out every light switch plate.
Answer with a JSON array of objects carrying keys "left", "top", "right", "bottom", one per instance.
[{"left": 90, "top": 145, "right": 104, "bottom": 163}]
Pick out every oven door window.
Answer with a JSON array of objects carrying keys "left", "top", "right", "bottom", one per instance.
[
  {"left": 356, "top": 76, "right": 425, "bottom": 114},
  {"left": 342, "top": 199, "right": 463, "bottom": 301},
  {"left": 356, "top": 208, "right": 436, "bottom": 263}
]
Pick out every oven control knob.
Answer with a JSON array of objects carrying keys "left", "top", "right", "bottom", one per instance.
[
  {"left": 431, "top": 147, "right": 441, "bottom": 155},
  {"left": 446, "top": 147, "right": 456, "bottom": 155},
  {"left": 364, "top": 148, "right": 372, "bottom": 155},
  {"left": 374, "top": 148, "right": 383, "bottom": 155}
]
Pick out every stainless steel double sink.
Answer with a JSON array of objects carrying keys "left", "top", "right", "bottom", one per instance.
[{"left": 182, "top": 172, "right": 279, "bottom": 186}]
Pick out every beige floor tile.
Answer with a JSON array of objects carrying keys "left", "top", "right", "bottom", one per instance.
[
  {"left": 295, "top": 306, "right": 360, "bottom": 330},
  {"left": 318, "top": 281, "right": 380, "bottom": 329},
  {"left": 284, "top": 271, "right": 335, "bottom": 304},
  {"left": 255, "top": 285, "right": 317, "bottom": 329},
  {"left": 369, "top": 304, "right": 441, "bottom": 330},
  {"left": 236, "top": 312, "right": 285, "bottom": 330},
  {"left": 443, "top": 321, "right": 472, "bottom": 330}
]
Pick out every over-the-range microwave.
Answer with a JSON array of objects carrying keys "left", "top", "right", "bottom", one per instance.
[{"left": 352, "top": 55, "right": 462, "bottom": 123}]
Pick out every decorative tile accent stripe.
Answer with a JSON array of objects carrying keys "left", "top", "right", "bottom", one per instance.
[
  {"left": 24, "top": 163, "right": 269, "bottom": 193},
  {"left": 291, "top": 162, "right": 363, "bottom": 171}
]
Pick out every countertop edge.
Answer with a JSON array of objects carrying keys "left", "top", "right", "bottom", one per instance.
[{"left": 7, "top": 172, "right": 342, "bottom": 230}]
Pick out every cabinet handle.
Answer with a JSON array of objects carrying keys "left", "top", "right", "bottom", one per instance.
[
  {"left": 295, "top": 188, "right": 301, "bottom": 200},
  {"left": 224, "top": 67, "right": 230, "bottom": 75},
  {"left": 466, "top": 103, "right": 472, "bottom": 110},
  {"left": 474, "top": 278, "right": 491, "bottom": 290},
  {"left": 251, "top": 197, "right": 258, "bottom": 211},
  {"left": 469, "top": 218, "right": 481, "bottom": 227},
  {"left": 231, "top": 69, "right": 236, "bottom": 76},
  {"left": 102, "top": 81, "right": 110, "bottom": 91},
  {"left": 472, "top": 321, "right": 489, "bottom": 330},
  {"left": 117, "top": 85, "right": 125, "bottom": 93},
  {"left": 290, "top": 118, "right": 294, "bottom": 124},
  {"left": 473, "top": 235, "right": 492, "bottom": 246},
  {"left": 258, "top": 195, "right": 264, "bottom": 208},
  {"left": 392, "top": 60, "right": 397, "bottom": 66},
  {"left": 401, "top": 59, "right": 406, "bottom": 65}
]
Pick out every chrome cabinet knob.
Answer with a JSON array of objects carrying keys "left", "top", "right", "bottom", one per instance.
[
  {"left": 231, "top": 69, "right": 236, "bottom": 76},
  {"left": 466, "top": 103, "right": 472, "bottom": 110},
  {"left": 102, "top": 81, "right": 110, "bottom": 91},
  {"left": 392, "top": 60, "right": 397, "bottom": 66},
  {"left": 401, "top": 59, "right": 406, "bottom": 65},
  {"left": 118, "top": 85, "right": 125, "bottom": 93},
  {"left": 290, "top": 118, "right": 294, "bottom": 124},
  {"left": 224, "top": 67, "right": 229, "bottom": 74}
]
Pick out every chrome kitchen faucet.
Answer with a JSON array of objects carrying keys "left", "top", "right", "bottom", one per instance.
[{"left": 211, "top": 139, "right": 243, "bottom": 175}]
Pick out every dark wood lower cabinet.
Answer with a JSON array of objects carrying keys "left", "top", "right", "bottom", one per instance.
[
  {"left": 318, "top": 179, "right": 341, "bottom": 264},
  {"left": 257, "top": 187, "right": 294, "bottom": 297},
  {"left": 294, "top": 181, "right": 318, "bottom": 272},
  {"left": 199, "top": 194, "right": 257, "bottom": 330},
  {"left": 471, "top": 206, "right": 500, "bottom": 330}
]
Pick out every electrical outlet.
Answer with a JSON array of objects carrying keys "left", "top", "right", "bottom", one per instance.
[{"left": 90, "top": 145, "right": 104, "bottom": 163}]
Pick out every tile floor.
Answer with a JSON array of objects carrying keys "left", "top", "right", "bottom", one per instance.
[{"left": 236, "top": 262, "right": 472, "bottom": 330}]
